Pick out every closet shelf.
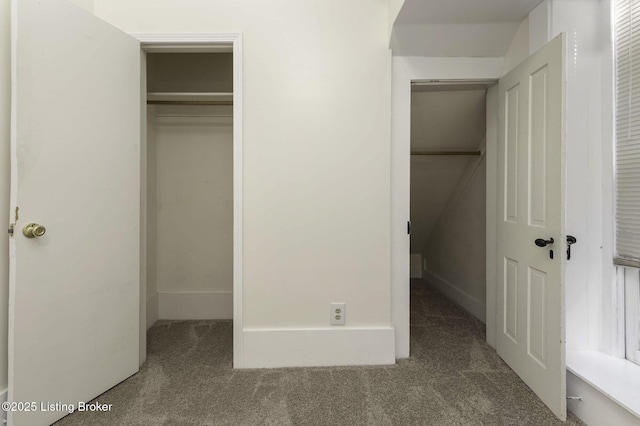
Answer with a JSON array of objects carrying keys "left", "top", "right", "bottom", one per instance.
[{"left": 147, "top": 92, "right": 233, "bottom": 106}]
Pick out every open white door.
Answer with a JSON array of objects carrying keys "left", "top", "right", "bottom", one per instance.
[
  {"left": 9, "top": 0, "right": 141, "bottom": 424},
  {"left": 496, "top": 34, "right": 566, "bottom": 420}
]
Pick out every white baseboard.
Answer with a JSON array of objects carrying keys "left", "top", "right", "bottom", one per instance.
[
  {"left": 410, "top": 254, "right": 423, "bottom": 278},
  {"left": 423, "top": 270, "right": 486, "bottom": 323},
  {"left": 567, "top": 371, "right": 640, "bottom": 426},
  {"left": 146, "top": 294, "right": 158, "bottom": 329},
  {"left": 158, "top": 291, "right": 232, "bottom": 320},
  {"left": 241, "top": 327, "right": 395, "bottom": 368}
]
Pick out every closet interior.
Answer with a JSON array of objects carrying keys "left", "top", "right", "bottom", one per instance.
[
  {"left": 145, "top": 52, "right": 234, "bottom": 327},
  {"left": 409, "top": 83, "right": 488, "bottom": 323}
]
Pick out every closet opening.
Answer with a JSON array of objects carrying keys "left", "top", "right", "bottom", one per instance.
[
  {"left": 142, "top": 50, "right": 235, "bottom": 359},
  {"left": 409, "top": 81, "right": 492, "bottom": 355}
]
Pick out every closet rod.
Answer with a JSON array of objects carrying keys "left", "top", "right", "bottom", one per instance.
[
  {"left": 411, "top": 151, "right": 481, "bottom": 156},
  {"left": 147, "top": 100, "right": 233, "bottom": 106}
]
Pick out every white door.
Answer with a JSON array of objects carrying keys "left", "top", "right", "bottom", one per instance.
[
  {"left": 496, "top": 34, "right": 566, "bottom": 420},
  {"left": 9, "top": 0, "right": 141, "bottom": 425}
]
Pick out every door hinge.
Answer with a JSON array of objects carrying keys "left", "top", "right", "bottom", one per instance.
[
  {"left": 407, "top": 221, "right": 411, "bottom": 235},
  {"left": 8, "top": 207, "right": 18, "bottom": 237}
]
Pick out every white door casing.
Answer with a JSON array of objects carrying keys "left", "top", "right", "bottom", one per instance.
[
  {"left": 9, "top": 0, "right": 141, "bottom": 424},
  {"left": 496, "top": 34, "right": 566, "bottom": 420}
]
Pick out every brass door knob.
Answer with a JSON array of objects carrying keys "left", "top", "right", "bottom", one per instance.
[{"left": 22, "top": 223, "right": 46, "bottom": 238}]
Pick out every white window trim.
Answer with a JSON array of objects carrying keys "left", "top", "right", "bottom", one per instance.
[{"left": 623, "top": 267, "right": 640, "bottom": 364}]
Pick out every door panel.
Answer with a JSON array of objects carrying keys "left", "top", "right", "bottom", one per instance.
[
  {"left": 9, "top": 0, "right": 141, "bottom": 424},
  {"left": 497, "top": 34, "right": 566, "bottom": 420}
]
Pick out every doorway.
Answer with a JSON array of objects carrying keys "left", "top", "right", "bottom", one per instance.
[
  {"left": 136, "top": 35, "right": 244, "bottom": 368},
  {"left": 409, "top": 82, "right": 491, "bottom": 347}
]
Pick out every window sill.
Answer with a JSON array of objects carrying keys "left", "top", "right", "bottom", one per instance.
[{"left": 567, "top": 350, "right": 640, "bottom": 418}]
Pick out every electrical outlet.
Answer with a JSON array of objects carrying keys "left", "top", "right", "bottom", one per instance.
[{"left": 330, "top": 303, "right": 345, "bottom": 325}]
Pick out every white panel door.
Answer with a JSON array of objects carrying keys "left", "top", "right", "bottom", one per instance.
[
  {"left": 9, "top": 1, "right": 141, "bottom": 425},
  {"left": 497, "top": 34, "right": 566, "bottom": 420}
]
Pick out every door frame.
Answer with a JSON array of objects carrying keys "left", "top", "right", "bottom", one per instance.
[
  {"left": 390, "top": 56, "right": 502, "bottom": 357},
  {"left": 133, "top": 33, "right": 244, "bottom": 368}
]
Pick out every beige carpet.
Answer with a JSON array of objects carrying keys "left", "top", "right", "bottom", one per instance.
[{"left": 55, "top": 280, "right": 584, "bottom": 425}]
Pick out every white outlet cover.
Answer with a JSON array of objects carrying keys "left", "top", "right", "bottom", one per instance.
[{"left": 330, "top": 303, "right": 345, "bottom": 325}]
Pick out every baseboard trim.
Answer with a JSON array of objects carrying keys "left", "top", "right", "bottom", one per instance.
[
  {"left": 158, "top": 291, "right": 232, "bottom": 320},
  {"left": 241, "top": 327, "right": 395, "bottom": 368},
  {"left": 410, "top": 254, "right": 423, "bottom": 278},
  {"left": 423, "top": 270, "right": 486, "bottom": 323},
  {"left": 567, "top": 371, "right": 640, "bottom": 426},
  {"left": 146, "top": 294, "right": 158, "bottom": 329}
]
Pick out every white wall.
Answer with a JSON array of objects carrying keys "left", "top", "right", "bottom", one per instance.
[
  {"left": 411, "top": 156, "right": 473, "bottom": 250},
  {"left": 0, "top": 0, "right": 10, "bottom": 400},
  {"left": 529, "top": 0, "right": 550, "bottom": 54},
  {"left": 503, "top": 17, "right": 530, "bottom": 73},
  {"left": 152, "top": 106, "right": 234, "bottom": 319},
  {"left": 69, "top": 0, "right": 93, "bottom": 12},
  {"left": 410, "top": 89, "right": 486, "bottom": 254},
  {"left": 95, "top": 0, "right": 394, "bottom": 367},
  {"left": 390, "top": 23, "right": 520, "bottom": 58},
  {"left": 388, "top": 0, "right": 405, "bottom": 42},
  {"left": 147, "top": 53, "right": 233, "bottom": 93},
  {"left": 423, "top": 154, "right": 487, "bottom": 322}
]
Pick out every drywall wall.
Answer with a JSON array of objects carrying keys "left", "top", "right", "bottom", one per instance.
[
  {"left": 152, "top": 105, "right": 233, "bottom": 319},
  {"left": 94, "top": 0, "right": 394, "bottom": 366},
  {"left": 423, "top": 155, "right": 487, "bottom": 322},
  {"left": 410, "top": 156, "right": 472, "bottom": 251},
  {"left": 390, "top": 0, "right": 538, "bottom": 57},
  {"left": 0, "top": 0, "right": 9, "bottom": 400},
  {"left": 409, "top": 89, "right": 486, "bottom": 253},
  {"left": 388, "top": 0, "right": 405, "bottom": 42},
  {"left": 69, "top": 0, "right": 93, "bottom": 12},
  {"left": 529, "top": 0, "right": 550, "bottom": 54},
  {"left": 503, "top": 17, "right": 529, "bottom": 73},
  {"left": 390, "top": 23, "right": 520, "bottom": 57},
  {"left": 147, "top": 53, "right": 233, "bottom": 93}
]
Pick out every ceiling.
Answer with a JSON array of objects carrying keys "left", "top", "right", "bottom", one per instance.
[
  {"left": 390, "top": 0, "right": 543, "bottom": 57},
  {"left": 411, "top": 89, "right": 486, "bottom": 151},
  {"left": 395, "top": 0, "right": 543, "bottom": 25}
]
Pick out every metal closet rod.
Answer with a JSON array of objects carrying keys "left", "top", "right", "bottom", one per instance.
[
  {"left": 147, "top": 100, "right": 233, "bottom": 106},
  {"left": 411, "top": 151, "right": 482, "bottom": 156}
]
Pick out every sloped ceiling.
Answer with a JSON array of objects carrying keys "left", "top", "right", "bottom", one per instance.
[
  {"left": 410, "top": 89, "right": 486, "bottom": 253},
  {"left": 411, "top": 89, "right": 486, "bottom": 151},
  {"left": 395, "top": 0, "right": 541, "bottom": 25},
  {"left": 391, "top": 0, "right": 542, "bottom": 57}
]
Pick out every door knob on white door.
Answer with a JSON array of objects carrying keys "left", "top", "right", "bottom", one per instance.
[
  {"left": 22, "top": 223, "right": 46, "bottom": 238},
  {"left": 535, "top": 237, "right": 555, "bottom": 259},
  {"left": 534, "top": 237, "right": 554, "bottom": 247}
]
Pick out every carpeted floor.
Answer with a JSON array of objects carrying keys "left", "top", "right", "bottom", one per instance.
[{"left": 55, "top": 280, "right": 584, "bottom": 425}]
